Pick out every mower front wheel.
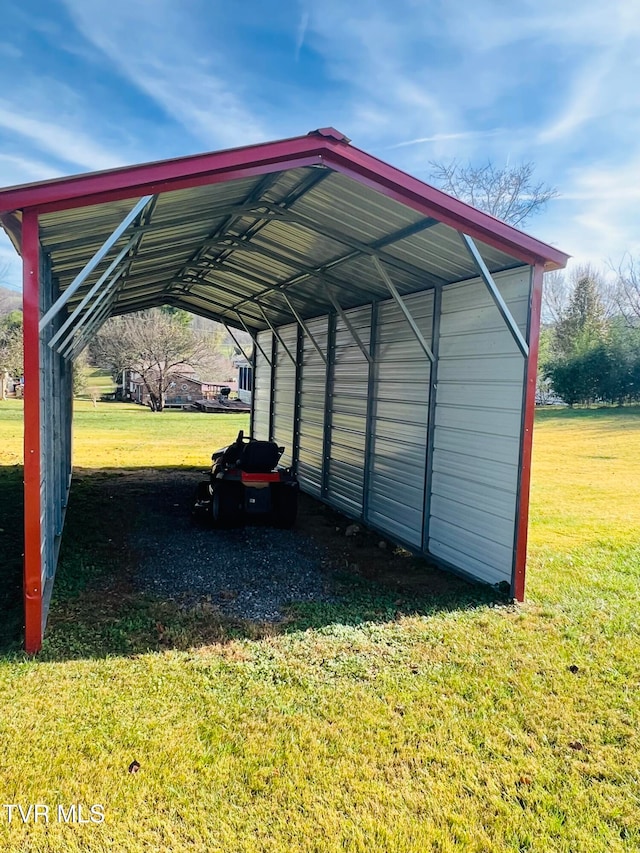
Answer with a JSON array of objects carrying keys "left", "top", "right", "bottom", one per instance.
[{"left": 191, "top": 481, "right": 212, "bottom": 524}]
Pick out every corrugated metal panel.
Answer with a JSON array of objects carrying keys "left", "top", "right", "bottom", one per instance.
[
  {"left": 367, "top": 290, "right": 433, "bottom": 546},
  {"left": 37, "top": 166, "right": 534, "bottom": 336},
  {"left": 291, "top": 171, "right": 423, "bottom": 247},
  {"left": 297, "top": 316, "right": 328, "bottom": 496},
  {"left": 39, "top": 252, "right": 73, "bottom": 632},
  {"left": 253, "top": 330, "right": 273, "bottom": 441},
  {"left": 427, "top": 267, "right": 530, "bottom": 585},
  {"left": 272, "top": 323, "right": 298, "bottom": 467},
  {"left": 328, "top": 305, "right": 371, "bottom": 516}
]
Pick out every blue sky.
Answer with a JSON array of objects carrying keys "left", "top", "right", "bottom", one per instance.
[{"left": 1, "top": 0, "right": 639, "bottom": 290}]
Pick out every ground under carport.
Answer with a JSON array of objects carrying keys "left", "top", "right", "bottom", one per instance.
[{"left": 39, "top": 469, "right": 507, "bottom": 654}]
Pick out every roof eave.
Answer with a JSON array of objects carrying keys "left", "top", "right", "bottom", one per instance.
[{"left": 0, "top": 127, "right": 569, "bottom": 271}]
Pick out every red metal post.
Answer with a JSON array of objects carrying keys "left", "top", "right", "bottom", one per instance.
[
  {"left": 22, "top": 209, "right": 43, "bottom": 653},
  {"left": 513, "top": 264, "right": 544, "bottom": 601}
]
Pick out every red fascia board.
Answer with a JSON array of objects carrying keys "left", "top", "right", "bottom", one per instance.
[
  {"left": 323, "top": 147, "right": 569, "bottom": 270},
  {"left": 0, "top": 129, "right": 569, "bottom": 270},
  {"left": 0, "top": 133, "right": 332, "bottom": 213},
  {"left": 27, "top": 156, "right": 326, "bottom": 217}
]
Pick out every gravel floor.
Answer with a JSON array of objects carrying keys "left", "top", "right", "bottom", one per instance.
[{"left": 132, "top": 474, "right": 334, "bottom": 621}]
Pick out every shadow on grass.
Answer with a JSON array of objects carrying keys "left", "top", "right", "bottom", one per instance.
[
  {"left": 0, "top": 465, "right": 24, "bottom": 653},
  {"left": 0, "top": 465, "right": 506, "bottom": 662}
]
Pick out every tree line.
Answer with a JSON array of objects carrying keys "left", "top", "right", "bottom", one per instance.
[
  {"left": 539, "top": 263, "right": 640, "bottom": 406},
  {"left": 427, "top": 159, "right": 639, "bottom": 408}
]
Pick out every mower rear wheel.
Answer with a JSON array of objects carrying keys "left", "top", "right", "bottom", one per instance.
[
  {"left": 272, "top": 485, "right": 298, "bottom": 529},
  {"left": 211, "top": 482, "right": 243, "bottom": 528}
]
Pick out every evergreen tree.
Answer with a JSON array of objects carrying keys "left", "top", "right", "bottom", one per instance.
[{"left": 553, "top": 266, "right": 607, "bottom": 358}]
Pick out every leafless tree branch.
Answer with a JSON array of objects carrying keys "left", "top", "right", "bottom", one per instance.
[{"left": 429, "top": 159, "right": 559, "bottom": 227}]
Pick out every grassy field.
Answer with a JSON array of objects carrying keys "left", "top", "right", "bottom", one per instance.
[{"left": 0, "top": 399, "right": 638, "bottom": 852}]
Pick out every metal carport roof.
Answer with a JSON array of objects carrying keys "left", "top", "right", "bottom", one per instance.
[
  {"left": 0, "top": 127, "right": 567, "bottom": 339},
  {"left": 0, "top": 127, "right": 569, "bottom": 652}
]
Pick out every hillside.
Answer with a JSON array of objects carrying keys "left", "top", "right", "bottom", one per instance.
[{"left": 0, "top": 286, "right": 21, "bottom": 315}]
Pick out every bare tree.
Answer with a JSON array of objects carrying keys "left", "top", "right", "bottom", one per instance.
[
  {"left": 94, "top": 309, "right": 210, "bottom": 411},
  {"left": 542, "top": 269, "right": 570, "bottom": 325},
  {"left": 613, "top": 254, "right": 640, "bottom": 326},
  {"left": 0, "top": 310, "right": 23, "bottom": 398},
  {"left": 543, "top": 264, "right": 616, "bottom": 327},
  {"left": 429, "top": 160, "right": 558, "bottom": 227}
]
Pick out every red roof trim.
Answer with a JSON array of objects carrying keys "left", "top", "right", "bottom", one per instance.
[{"left": 0, "top": 128, "right": 569, "bottom": 270}]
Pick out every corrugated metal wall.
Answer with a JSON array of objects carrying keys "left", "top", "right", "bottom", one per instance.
[
  {"left": 253, "top": 265, "right": 532, "bottom": 592},
  {"left": 427, "top": 267, "right": 530, "bottom": 586},
  {"left": 253, "top": 330, "right": 273, "bottom": 440},
  {"left": 327, "top": 305, "right": 371, "bottom": 516},
  {"left": 271, "top": 323, "right": 298, "bottom": 467},
  {"left": 297, "top": 316, "right": 328, "bottom": 497},
  {"left": 39, "top": 253, "right": 73, "bottom": 616},
  {"left": 367, "top": 291, "right": 433, "bottom": 547}
]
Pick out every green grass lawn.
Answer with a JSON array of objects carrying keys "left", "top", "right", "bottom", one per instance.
[{"left": 0, "top": 400, "right": 638, "bottom": 852}]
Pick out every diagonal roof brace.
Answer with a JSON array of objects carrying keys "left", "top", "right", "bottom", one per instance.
[
  {"left": 235, "top": 311, "right": 272, "bottom": 366},
  {"left": 223, "top": 323, "right": 252, "bottom": 364},
  {"left": 39, "top": 194, "right": 154, "bottom": 332},
  {"left": 323, "top": 284, "right": 372, "bottom": 364},
  {"left": 48, "top": 234, "right": 139, "bottom": 351},
  {"left": 281, "top": 291, "right": 327, "bottom": 364},
  {"left": 63, "top": 292, "right": 116, "bottom": 360},
  {"left": 459, "top": 233, "right": 529, "bottom": 358},
  {"left": 58, "top": 263, "right": 129, "bottom": 357},
  {"left": 53, "top": 196, "right": 159, "bottom": 356},
  {"left": 371, "top": 256, "right": 435, "bottom": 363},
  {"left": 257, "top": 304, "right": 297, "bottom": 366}
]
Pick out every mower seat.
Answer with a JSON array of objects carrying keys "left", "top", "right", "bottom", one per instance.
[{"left": 237, "top": 440, "right": 282, "bottom": 473}]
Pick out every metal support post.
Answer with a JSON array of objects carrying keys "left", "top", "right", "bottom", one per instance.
[
  {"left": 422, "top": 285, "right": 442, "bottom": 552},
  {"left": 362, "top": 301, "right": 378, "bottom": 523},
  {"left": 321, "top": 312, "right": 336, "bottom": 499},
  {"left": 268, "top": 332, "right": 277, "bottom": 442},
  {"left": 249, "top": 342, "right": 256, "bottom": 439},
  {"left": 292, "top": 322, "right": 303, "bottom": 472}
]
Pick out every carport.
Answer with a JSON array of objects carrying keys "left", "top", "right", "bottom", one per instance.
[{"left": 0, "top": 128, "right": 568, "bottom": 653}]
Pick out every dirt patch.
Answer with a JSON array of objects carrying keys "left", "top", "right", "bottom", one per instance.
[
  {"left": 295, "top": 491, "right": 472, "bottom": 597},
  {"left": 68, "top": 467, "right": 476, "bottom": 609}
]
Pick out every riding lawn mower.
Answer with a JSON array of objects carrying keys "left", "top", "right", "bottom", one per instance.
[{"left": 192, "top": 430, "right": 299, "bottom": 528}]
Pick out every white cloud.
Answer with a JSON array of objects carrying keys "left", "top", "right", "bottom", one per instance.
[
  {"left": 389, "top": 129, "right": 505, "bottom": 150},
  {"left": 295, "top": 10, "right": 309, "bottom": 62},
  {"left": 0, "top": 154, "right": 63, "bottom": 185},
  {"left": 0, "top": 102, "right": 127, "bottom": 172},
  {"left": 60, "top": 0, "right": 268, "bottom": 150},
  {"left": 534, "top": 156, "right": 640, "bottom": 266}
]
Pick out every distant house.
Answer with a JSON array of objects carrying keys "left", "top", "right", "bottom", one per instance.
[
  {"left": 234, "top": 356, "right": 253, "bottom": 404},
  {"left": 125, "top": 369, "right": 237, "bottom": 409}
]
